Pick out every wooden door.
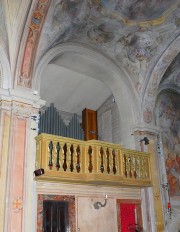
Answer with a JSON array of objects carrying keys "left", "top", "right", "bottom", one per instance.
[
  {"left": 82, "top": 108, "right": 98, "bottom": 140},
  {"left": 43, "top": 201, "right": 69, "bottom": 232}
]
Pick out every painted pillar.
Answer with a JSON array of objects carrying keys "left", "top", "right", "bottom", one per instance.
[
  {"left": 0, "top": 92, "right": 44, "bottom": 232},
  {"left": 7, "top": 113, "right": 27, "bottom": 232},
  {"left": 134, "top": 129, "right": 164, "bottom": 232},
  {"left": 0, "top": 99, "right": 11, "bottom": 232}
]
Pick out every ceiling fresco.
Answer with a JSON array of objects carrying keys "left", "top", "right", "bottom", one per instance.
[
  {"left": 90, "top": 0, "right": 178, "bottom": 23},
  {"left": 36, "top": 0, "right": 180, "bottom": 94},
  {"left": 0, "top": 0, "right": 178, "bottom": 124}
]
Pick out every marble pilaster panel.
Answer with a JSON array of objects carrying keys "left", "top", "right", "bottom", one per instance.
[
  {"left": 0, "top": 96, "right": 43, "bottom": 232},
  {"left": 6, "top": 102, "right": 30, "bottom": 232},
  {"left": 0, "top": 103, "right": 11, "bottom": 232}
]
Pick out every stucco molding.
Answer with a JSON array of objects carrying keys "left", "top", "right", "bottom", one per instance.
[
  {"left": 0, "top": 88, "right": 46, "bottom": 112},
  {"left": 131, "top": 123, "right": 160, "bottom": 137}
]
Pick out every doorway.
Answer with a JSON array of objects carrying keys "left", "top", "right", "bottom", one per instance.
[{"left": 43, "top": 201, "right": 69, "bottom": 232}]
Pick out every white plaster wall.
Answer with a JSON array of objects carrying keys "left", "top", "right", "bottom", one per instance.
[
  {"left": 97, "top": 95, "right": 121, "bottom": 144},
  {"left": 77, "top": 196, "right": 117, "bottom": 232},
  {"left": 36, "top": 182, "right": 142, "bottom": 232}
]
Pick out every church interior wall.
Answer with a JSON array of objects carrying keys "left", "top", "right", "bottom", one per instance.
[
  {"left": 0, "top": 1, "right": 180, "bottom": 231},
  {"left": 35, "top": 182, "right": 143, "bottom": 232}
]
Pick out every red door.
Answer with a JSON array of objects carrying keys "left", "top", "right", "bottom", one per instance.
[{"left": 120, "top": 203, "right": 137, "bottom": 232}]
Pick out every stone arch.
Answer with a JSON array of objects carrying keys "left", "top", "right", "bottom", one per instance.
[
  {"left": 142, "top": 35, "right": 180, "bottom": 124},
  {"left": 34, "top": 42, "right": 140, "bottom": 148}
]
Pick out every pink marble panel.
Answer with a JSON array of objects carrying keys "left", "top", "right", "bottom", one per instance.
[
  {"left": 37, "top": 194, "right": 75, "bottom": 232},
  {"left": 8, "top": 116, "right": 26, "bottom": 232}
]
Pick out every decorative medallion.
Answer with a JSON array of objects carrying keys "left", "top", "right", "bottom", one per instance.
[{"left": 13, "top": 196, "right": 23, "bottom": 213}]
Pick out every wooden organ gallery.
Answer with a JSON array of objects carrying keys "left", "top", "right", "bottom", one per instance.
[{"left": 35, "top": 104, "right": 157, "bottom": 232}]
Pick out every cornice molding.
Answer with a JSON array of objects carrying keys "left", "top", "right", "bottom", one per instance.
[
  {"left": 131, "top": 123, "right": 160, "bottom": 137},
  {"left": 0, "top": 88, "right": 46, "bottom": 109},
  {"left": 36, "top": 181, "right": 141, "bottom": 199}
]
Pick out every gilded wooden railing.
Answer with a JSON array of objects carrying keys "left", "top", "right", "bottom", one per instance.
[{"left": 35, "top": 133, "right": 152, "bottom": 187}]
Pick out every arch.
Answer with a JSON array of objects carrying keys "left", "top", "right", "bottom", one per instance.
[
  {"left": 157, "top": 84, "right": 180, "bottom": 96},
  {"left": 0, "top": 37, "right": 11, "bottom": 89},
  {"left": 142, "top": 34, "right": 180, "bottom": 124},
  {"left": 33, "top": 42, "right": 140, "bottom": 148}
]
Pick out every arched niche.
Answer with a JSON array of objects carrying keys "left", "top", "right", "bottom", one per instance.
[
  {"left": 155, "top": 58, "right": 180, "bottom": 197},
  {"left": 33, "top": 42, "right": 140, "bottom": 148},
  {"left": 153, "top": 47, "right": 180, "bottom": 230}
]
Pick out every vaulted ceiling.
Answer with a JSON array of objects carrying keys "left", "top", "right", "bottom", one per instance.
[{"left": 0, "top": 0, "right": 180, "bottom": 116}]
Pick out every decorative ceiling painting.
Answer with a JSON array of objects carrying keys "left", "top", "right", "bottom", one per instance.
[
  {"left": 36, "top": 0, "right": 180, "bottom": 94},
  {"left": 15, "top": 0, "right": 178, "bottom": 126},
  {"left": 90, "top": 0, "right": 178, "bottom": 23}
]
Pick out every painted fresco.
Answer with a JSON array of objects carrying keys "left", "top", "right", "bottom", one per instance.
[
  {"left": 95, "top": 0, "right": 177, "bottom": 21},
  {"left": 156, "top": 91, "right": 180, "bottom": 196},
  {"left": 18, "top": 0, "right": 51, "bottom": 88},
  {"left": 19, "top": 0, "right": 179, "bottom": 92}
]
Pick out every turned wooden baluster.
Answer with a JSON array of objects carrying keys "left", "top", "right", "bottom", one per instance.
[
  {"left": 76, "top": 145, "right": 81, "bottom": 173},
  {"left": 88, "top": 146, "right": 93, "bottom": 173},
  {"left": 70, "top": 144, "right": 74, "bottom": 172},
  {"left": 112, "top": 149, "right": 116, "bottom": 174},
  {"left": 56, "top": 142, "right": 60, "bottom": 170},
  {"left": 134, "top": 157, "right": 137, "bottom": 178},
  {"left": 106, "top": 148, "right": 110, "bottom": 174},
  {"left": 124, "top": 154, "right": 127, "bottom": 177},
  {"left": 48, "top": 141, "right": 53, "bottom": 170},
  {"left": 63, "top": 143, "right": 67, "bottom": 171},
  {"left": 100, "top": 147, "right": 104, "bottom": 173},
  {"left": 129, "top": 156, "right": 132, "bottom": 177}
]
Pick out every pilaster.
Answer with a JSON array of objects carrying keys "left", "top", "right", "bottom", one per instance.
[
  {"left": 133, "top": 125, "right": 165, "bottom": 232},
  {"left": 0, "top": 99, "right": 11, "bottom": 232},
  {"left": 0, "top": 88, "right": 45, "bottom": 232}
]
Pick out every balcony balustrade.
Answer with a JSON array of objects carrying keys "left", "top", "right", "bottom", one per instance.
[{"left": 35, "top": 133, "right": 152, "bottom": 187}]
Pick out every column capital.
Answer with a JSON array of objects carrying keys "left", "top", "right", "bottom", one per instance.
[
  {"left": 0, "top": 88, "right": 46, "bottom": 113},
  {"left": 131, "top": 123, "right": 160, "bottom": 138}
]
